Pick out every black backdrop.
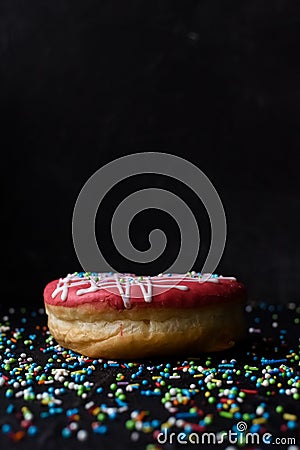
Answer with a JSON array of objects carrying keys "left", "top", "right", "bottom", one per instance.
[{"left": 1, "top": 0, "right": 300, "bottom": 306}]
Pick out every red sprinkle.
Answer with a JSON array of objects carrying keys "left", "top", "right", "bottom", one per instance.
[{"left": 240, "top": 389, "right": 258, "bottom": 394}]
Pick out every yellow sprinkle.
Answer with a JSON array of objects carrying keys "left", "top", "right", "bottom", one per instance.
[
  {"left": 211, "top": 379, "right": 222, "bottom": 382},
  {"left": 92, "top": 407, "right": 101, "bottom": 415},
  {"left": 283, "top": 413, "right": 297, "bottom": 421},
  {"left": 277, "top": 383, "right": 282, "bottom": 387},
  {"left": 152, "top": 376, "right": 160, "bottom": 380},
  {"left": 230, "top": 407, "right": 240, "bottom": 413},
  {"left": 205, "top": 392, "right": 210, "bottom": 398},
  {"left": 252, "top": 417, "right": 267, "bottom": 425},
  {"left": 193, "top": 374, "right": 203, "bottom": 377}
]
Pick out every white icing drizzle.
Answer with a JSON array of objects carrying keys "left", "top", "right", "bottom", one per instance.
[{"left": 51, "top": 272, "right": 236, "bottom": 309}]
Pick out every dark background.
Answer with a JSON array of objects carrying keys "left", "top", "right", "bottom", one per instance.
[{"left": 1, "top": 0, "right": 300, "bottom": 305}]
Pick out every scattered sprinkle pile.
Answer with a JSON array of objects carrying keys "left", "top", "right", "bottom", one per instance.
[{"left": 0, "top": 302, "right": 299, "bottom": 449}]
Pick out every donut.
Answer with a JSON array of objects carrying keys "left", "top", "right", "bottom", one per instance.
[{"left": 44, "top": 272, "right": 246, "bottom": 358}]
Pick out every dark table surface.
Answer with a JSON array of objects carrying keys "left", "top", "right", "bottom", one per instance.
[{"left": 0, "top": 301, "right": 299, "bottom": 450}]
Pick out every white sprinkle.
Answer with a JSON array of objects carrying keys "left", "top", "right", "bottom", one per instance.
[
  {"left": 15, "top": 391, "right": 24, "bottom": 398},
  {"left": 85, "top": 401, "right": 94, "bottom": 410},
  {"left": 131, "top": 432, "right": 139, "bottom": 442},
  {"left": 135, "top": 421, "right": 143, "bottom": 431},
  {"left": 167, "top": 417, "right": 176, "bottom": 425},
  {"left": 256, "top": 406, "right": 264, "bottom": 415},
  {"left": 118, "top": 406, "right": 128, "bottom": 413},
  {"left": 77, "top": 429, "right": 88, "bottom": 441},
  {"left": 176, "top": 419, "right": 184, "bottom": 428}
]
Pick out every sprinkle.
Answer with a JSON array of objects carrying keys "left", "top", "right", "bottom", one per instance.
[
  {"left": 77, "top": 429, "right": 88, "bottom": 441},
  {"left": 0, "top": 301, "right": 299, "bottom": 446},
  {"left": 283, "top": 413, "right": 297, "bottom": 421}
]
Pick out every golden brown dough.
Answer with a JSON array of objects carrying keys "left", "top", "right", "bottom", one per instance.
[{"left": 45, "top": 301, "right": 246, "bottom": 358}]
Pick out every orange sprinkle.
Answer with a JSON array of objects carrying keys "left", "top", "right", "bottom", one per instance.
[
  {"left": 136, "top": 411, "right": 146, "bottom": 421},
  {"left": 12, "top": 431, "right": 25, "bottom": 442}
]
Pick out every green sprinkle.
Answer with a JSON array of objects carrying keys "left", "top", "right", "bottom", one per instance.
[
  {"left": 242, "top": 413, "right": 251, "bottom": 421},
  {"left": 97, "top": 413, "right": 106, "bottom": 422},
  {"left": 125, "top": 420, "right": 135, "bottom": 430},
  {"left": 219, "top": 411, "right": 233, "bottom": 419}
]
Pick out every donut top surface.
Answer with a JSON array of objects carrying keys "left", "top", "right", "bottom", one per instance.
[{"left": 44, "top": 272, "right": 246, "bottom": 310}]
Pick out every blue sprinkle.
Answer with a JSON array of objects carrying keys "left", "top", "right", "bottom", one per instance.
[
  {"left": 93, "top": 425, "right": 107, "bottom": 434},
  {"left": 6, "top": 404, "right": 14, "bottom": 414},
  {"left": 176, "top": 412, "right": 198, "bottom": 419},
  {"left": 28, "top": 426, "right": 38, "bottom": 436},
  {"left": 2, "top": 424, "right": 11, "bottom": 434},
  {"left": 151, "top": 420, "right": 160, "bottom": 428},
  {"left": 62, "top": 427, "right": 72, "bottom": 438}
]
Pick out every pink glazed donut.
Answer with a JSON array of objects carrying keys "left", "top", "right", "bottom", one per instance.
[{"left": 44, "top": 272, "right": 246, "bottom": 358}]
